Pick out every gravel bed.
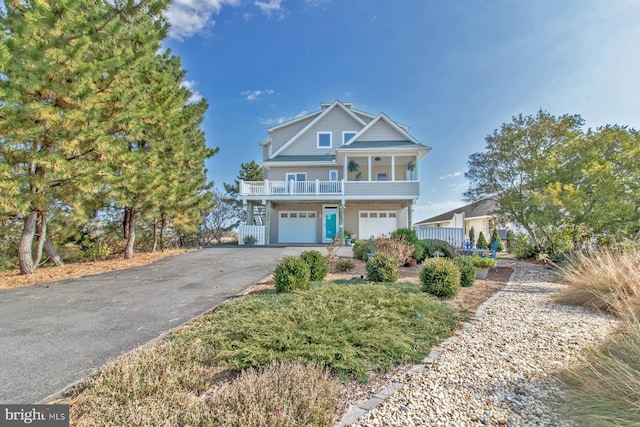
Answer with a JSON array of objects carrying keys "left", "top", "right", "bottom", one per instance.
[{"left": 345, "top": 260, "right": 620, "bottom": 427}]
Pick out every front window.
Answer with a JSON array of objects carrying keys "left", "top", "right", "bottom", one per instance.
[
  {"left": 317, "top": 132, "right": 332, "bottom": 148},
  {"left": 329, "top": 170, "right": 338, "bottom": 181},
  {"left": 377, "top": 171, "right": 388, "bottom": 181},
  {"left": 286, "top": 173, "right": 306, "bottom": 181}
]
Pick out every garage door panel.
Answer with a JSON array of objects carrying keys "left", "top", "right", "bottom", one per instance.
[
  {"left": 278, "top": 211, "right": 317, "bottom": 243},
  {"left": 358, "top": 211, "right": 397, "bottom": 239}
]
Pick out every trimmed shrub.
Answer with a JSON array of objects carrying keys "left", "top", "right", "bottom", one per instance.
[
  {"left": 353, "top": 239, "right": 377, "bottom": 261},
  {"left": 420, "top": 258, "right": 461, "bottom": 299},
  {"left": 453, "top": 257, "right": 475, "bottom": 287},
  {"left": 299, "top": 250, "right": 329, "bottom": 281},
  {"left": 335, "top": 258, "right": 355, "bottom": 272},
  {"left": 274, "top": 256, "right": 310, "bottom": 293},
  {"left": 366, "top": 253, "right": 399, "bottom": 283},
  {"left": 476, "top": 231, "right": 489, "bottom": 249},
  {"left": 391, "top": 228, "right": 424, "bottom": 261},
  {"left": 419, "top": 239, "right": 454, "bottom": 261},
  {"left": 469, "top": 256, "right": 497, "bottom": 269},
  {"left": 490, "top": 228, "right": 504, "bottom": 251},
  {"left": 469, "top": 227, "right": 475, "bottom": 247}
]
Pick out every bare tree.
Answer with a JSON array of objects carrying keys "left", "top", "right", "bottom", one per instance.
[{"left": 200, "top": 188, "right": 241, "bottom": 245}]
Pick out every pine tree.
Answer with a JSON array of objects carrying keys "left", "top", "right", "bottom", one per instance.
[
  {"left": 476, "top": 231, "right": 489, "bottom": 249},
  {"left": 0, "top": 0, "right": 169, "bottom": 273},
  {"left": 490, "top": 228, "right": 504, "bottom": 251}
]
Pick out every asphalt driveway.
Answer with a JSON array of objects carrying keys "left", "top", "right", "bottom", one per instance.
[{"left": 0, "top": 246, "right": 313, "bottom": 404}]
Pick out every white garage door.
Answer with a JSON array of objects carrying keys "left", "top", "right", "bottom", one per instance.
[
  {"left": 278, "top": 211, "right": 317, "bottom": 243},
  {"left": 359, "top": 211, "right": 398, "bottom": 239}
]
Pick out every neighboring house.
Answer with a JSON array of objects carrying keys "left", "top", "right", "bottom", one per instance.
[
  {"left": 238, "top": 101, "right": 431, "bottom": 245},
  {"left": 414, "top": 197, "right": 505, "bottom": 242}
]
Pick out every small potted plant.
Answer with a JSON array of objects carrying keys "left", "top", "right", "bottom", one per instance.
[
  {"left": 244, "top": 234, "right": 258, "bottom": 245},
  {"left": 469, "top": 255, "right": 497, "bottom": 279},
  {"left": 344, "top": 231, "right": 356, "bottom": 246}
]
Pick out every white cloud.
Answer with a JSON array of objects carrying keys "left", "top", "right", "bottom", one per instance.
[
  {"left": 439, "top": 171, "right": 463, "bottom": 180},
  {"left": 258, "top": 110, "right": 308, "bottom": 126},
  {"left": 165, "top": 0, "right": 240, "bottom": 40},
  {"left": 242, "top": 89, "right": 275, "bottom": 101},
  {"left": 255, "top": 0, "right": 285, "bottom": 18},
  {"left": 181, "top": 80, "right": 204, "bottom": 104}
]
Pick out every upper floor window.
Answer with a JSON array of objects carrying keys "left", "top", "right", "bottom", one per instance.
[
  {"left": 342, "top": 131, "right": 356, "bottom": 144},
  {"left": 317, "top": 132, "right": 332, "bottom": 148}
]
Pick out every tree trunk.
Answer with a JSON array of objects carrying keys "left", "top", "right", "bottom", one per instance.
[
  {"left": 151, "top": 217, "right": 158, "bottom": 253},
  {"left": 33, "top": 212, "right": 47, "bottom": 267},
  {"left": 44, "top": 239, "right": 64, "bottom": 266},
  {"left": 123, "top": 207, "right": 132, "bottom": 239},
  {"left": 18, "top": 212, "right": 37, "bottom": 275},
  {"left": 160, "top": 215, "right": 166, "bottom": 252},
  {"left": 124, "top": 207, "right": 137, "bottom": 259}
]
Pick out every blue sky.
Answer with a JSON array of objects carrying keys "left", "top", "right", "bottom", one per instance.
[{"left": 77, "top": 1, "right": 640, "bottom": 220}]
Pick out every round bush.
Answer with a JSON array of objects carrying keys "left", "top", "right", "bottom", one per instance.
[
  {"left": 299, "top": 250, "right": 329, "bottom": 281},
  {"left": 469, "top": 256, "right": 496, "bottom": 269},
  {"left": 353, "top": 239, "right": 377, "bottom": 261},
  {"left": 274, "top": 256, "right": 310, "bottom": 293},
  {"left": 453, "top": 257, "right": 475, "bottom": 287},
  {"left": 366, "top": 253, "right": 399, "bottom": 283},
  {"left": 420, "top": 258, "right": 461, "bottom": 299}
]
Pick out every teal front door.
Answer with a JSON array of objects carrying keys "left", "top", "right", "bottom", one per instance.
[{"left": 324, "top": 207, "right": 337, "bottom": 242}]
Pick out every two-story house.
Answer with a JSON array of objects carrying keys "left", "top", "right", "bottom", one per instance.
[{"left": 238, "top": 101, "right": 431, "bottom": 245}]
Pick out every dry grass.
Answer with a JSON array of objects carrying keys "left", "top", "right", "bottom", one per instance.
[
  {"left": 559, "top": 321, "right": 640, "bottom": 426},
  {"left": 0, "top": 249, "right": 190, "bottom": 291},
  {"left": 555, "top": 249, "right": 640, "bottom": 425},
  {"left": 64, "top": 341, "right": 341, "bottom": 427},
  {"left": 554, "top": 249, "right": 640, "bottom": 321}
]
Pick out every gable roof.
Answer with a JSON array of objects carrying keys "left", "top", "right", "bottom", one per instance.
[
  {"left": 415, "top": 198, "right": 499, "bottom": 225},
  {"left": 270, "top": 101, "right": 368, "bottom": 158},
  {"left": 345, "top": 113, "right": 424, "bottom": 147}
]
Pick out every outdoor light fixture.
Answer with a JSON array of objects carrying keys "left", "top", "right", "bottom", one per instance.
[{"left": 374, "top": 156, "right": 381, "bottom": 161}]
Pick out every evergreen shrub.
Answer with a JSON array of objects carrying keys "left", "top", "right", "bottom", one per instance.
[
  {"left": 366, "top": 253, "right": 399, "bottom": 283},
  {"left": 299, "top": 250, "right": 329, "bottom": 281},
  {"left": 453, "top": 257, "right": 476, "bottom": 287},
  {"left": 420, "top": 258, "right": 461, "bottom": 299},
  {"left": 274, "top": 256, "right": 310, "bottom": 293}
]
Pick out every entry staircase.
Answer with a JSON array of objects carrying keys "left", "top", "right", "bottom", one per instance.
[{"left": 252, "top": 205, "right": 266, "bottom": 226}]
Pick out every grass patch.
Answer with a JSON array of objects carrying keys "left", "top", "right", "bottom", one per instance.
[
  {"left": 64, "top": 281, "right": 465, "bottom": 425},
  {"left": 171, "top": 282, "right": 465, "bottom": 382}
]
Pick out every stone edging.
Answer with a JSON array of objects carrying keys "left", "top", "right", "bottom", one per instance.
[{"left": 335, "top": 268, "right": 518, "bottom": 427}]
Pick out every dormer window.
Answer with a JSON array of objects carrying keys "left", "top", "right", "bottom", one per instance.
[
  {"left": 317, "top": 132, "right": 332, "bottom": 148},
  {"left": 342, "top": 131, "right": 356, "bottom": 144}
]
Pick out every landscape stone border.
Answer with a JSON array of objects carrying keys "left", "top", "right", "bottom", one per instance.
[{"left": 335, "top": 266, "right": 516, "bottom": 427}]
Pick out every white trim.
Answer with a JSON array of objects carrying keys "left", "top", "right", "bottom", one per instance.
[
  {"left": 342, "top": 130, "right": 357, "bottom": 145},
  {"left": 322, "top": 205, "right": 339, "bottom": 243},
  {"left": 267, "top": 111, "right": 322, "bottom": 133},
  {"left": 270, "top": 101, "right": 367, "bottom": 158},
  {"left": 317, "top": 131, "right": 332, "bottom": 148}
]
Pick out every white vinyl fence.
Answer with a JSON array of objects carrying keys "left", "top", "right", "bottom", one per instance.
[
  {"left": 414, "top": 226, "right": 465, "bottom": 248},
  {"left": 238, "top": 225, "right": 266, "bottom": 246}
]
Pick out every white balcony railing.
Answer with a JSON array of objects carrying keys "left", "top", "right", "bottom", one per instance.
[
  {"left": 240, "top": 179, "right": 419, "bottom": 198},
  {"left": 240, "top": 179, "right": 344, "bottom": 196}
]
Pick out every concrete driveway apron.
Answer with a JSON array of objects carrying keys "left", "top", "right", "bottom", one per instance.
[{"left": 0, "top": 246, "right": 307, "bottom": 404}]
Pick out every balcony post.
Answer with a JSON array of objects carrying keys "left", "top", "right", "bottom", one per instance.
[
  {"left": 315, "top": 179, "right": 320, "bottom": 195},
  {"left": 264, "top": 179, "right": 269, "bottom": 195},
  {"left": 341, "top": 179, "right": 345, "bottom": 195},
  {"left": 368, "top": 156, "right": 372, "bottom": 181},
  {"left": 240, "top": 179, "right": 245, "bottom": 195},
  {"left": 391, "top": 156, "right": 395, "bottom": 181}
]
